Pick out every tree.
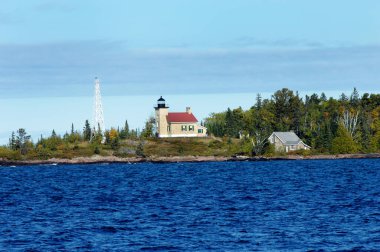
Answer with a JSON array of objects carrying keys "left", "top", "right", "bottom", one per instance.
[
  {"left": 225, "top": 108, "right": 235, "bottom": 137},
  {"left": 119, "top": 120, "right": 130, "bottom": 139},
  {"left": 124, "top": 120, "right": 129, "bottom": 134},
  {"left": 272, "top": 88, "right": 299, "bottom": 131},
  {"left": 350, "top": 87, "right": 360, "bottom": 108},
  {"left": 331, "top": 124, "right": 358, "bottom": 154},
  {"left": 83, "top": 120, "right": 92, "bottom": 141},
  {"left": 8, "top": 131, "right": 16, "bottom": 150},
  {"left": 15, "top": 128, "right": 31, "bottom": 155},
  {"left": 255, "top": 93, "right": 262, "bottom": 109},
  {"left": 320, "top": 92, "right": 327, "bottom": 102},
  {"left": 251, "top": 131, "right": 268, "bottom": 156},
  {"left": 205, "top": 112, "right": 226, "bottom": 137},
  {"left": 340, "top": 93, "right": 349, "bottom": 103},
  {"left": 109, "top": 128, "right": 120, "bottom": 149},
  {"left": 141, "top": 117, "right": 155, "bottom": 138},
  {"left": 339, "top": 109, "right": 360, "bottom": 139}
]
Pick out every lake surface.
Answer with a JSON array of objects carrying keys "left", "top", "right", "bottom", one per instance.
[{"left": 1, "top": 159, "right": 380, "bottom": 251}]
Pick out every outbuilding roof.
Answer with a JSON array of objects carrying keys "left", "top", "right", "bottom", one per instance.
[
  {"left": 167, "top": 112, "right": 198, "bottom": 123},
  {"left": 272, "top": 132, "right": 302, "bottom": 145}
]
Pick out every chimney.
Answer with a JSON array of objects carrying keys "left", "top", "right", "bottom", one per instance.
[{"left": 186, "top": 107, "right": 192, "bottom": 114}]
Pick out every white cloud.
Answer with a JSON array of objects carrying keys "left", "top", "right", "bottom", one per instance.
[{"left": 0, "top": 41, "right": 379, "bottom": 99}]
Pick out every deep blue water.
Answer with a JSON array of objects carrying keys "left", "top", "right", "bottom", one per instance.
[{"left": 1, "top": 159, "right": 380, "bottom": 251}]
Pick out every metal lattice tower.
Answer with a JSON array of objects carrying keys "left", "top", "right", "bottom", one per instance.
[{"left": 94, "top": 77, "right": 105, "bottom": 135}]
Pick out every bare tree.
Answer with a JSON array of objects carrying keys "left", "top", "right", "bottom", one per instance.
[
  {"left": 251, "top": 131, "right": 268, "bottom": 155},
  {"left": 339, "top": 109, "right": 360, "bottom": 139}
]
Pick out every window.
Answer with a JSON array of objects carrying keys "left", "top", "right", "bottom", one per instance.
[
  {"left": 181, "top": 125, "right": 187, "bottom": 131},
  {"left": 198, "top": 129, "right": 203, "bottom": 133},
  {"left": 189, "top": 125, "right": 194, "bottom": 131}
]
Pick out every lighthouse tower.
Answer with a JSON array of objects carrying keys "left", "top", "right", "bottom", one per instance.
[{"left": 154, "top": 96, "right": 169, "bottom": 137}]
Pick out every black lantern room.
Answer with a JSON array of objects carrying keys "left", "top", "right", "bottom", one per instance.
[{"left": 155, "top": 96, "right": 169, "bottom": 109}]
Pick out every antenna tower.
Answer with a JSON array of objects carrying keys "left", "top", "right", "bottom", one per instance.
[{"left": 94, "top": 77, "right": 105, "bottom": 135}]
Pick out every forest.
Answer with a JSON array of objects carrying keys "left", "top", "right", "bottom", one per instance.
[{"left": 205, "top": 88, "right": 380, "bottom": 155}]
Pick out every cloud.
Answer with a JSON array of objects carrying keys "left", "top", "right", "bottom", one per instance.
[
  {"left": 229, "top": 36, "right": 326, "bottom": 48},
  {"left": 0, "top": 41, "right": 379, "bottom": 99}
]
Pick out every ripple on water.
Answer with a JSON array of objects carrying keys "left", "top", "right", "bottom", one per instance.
[{"left": 0, "top": 160, "right": 379, "bottom": 251}]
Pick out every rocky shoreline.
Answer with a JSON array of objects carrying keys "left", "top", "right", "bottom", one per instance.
[{"left": 1, "top": 153, "right": 380, "bottom": 166}]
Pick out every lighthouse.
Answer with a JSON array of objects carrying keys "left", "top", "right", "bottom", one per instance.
[
  {"left": 154, "top": 96, "right": 169, "bottom": 137},
  {"left": 154, "top": 96, "right": 207, "bottom": 138}
]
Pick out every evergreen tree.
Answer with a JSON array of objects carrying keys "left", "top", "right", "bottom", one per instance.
[
  {"left": 83, "top": 120, "right": 92, "bottom": 141},
  {"left": 320, "top": 92, "right": 327, "bottom": 102},
  {"left": 15, "top": 128, "right": 31, "bottom": 155},
  {"left": 119, "top": 120, "right": 130, "bottom": 139},
  {"left": 255, "top": 93, "right": 262, "bottom": 109},
  {"left": 350, "top": 87, "right": 360, "bottom": 108},
  {"left": 340, "top": 93, "right": 349, "bottom": 103},
  {"left": 9, "top": 131, "right": 16, "bottom": 150},
  {"left": 225, "top": 108, "right": 235, "bottom": 137}
]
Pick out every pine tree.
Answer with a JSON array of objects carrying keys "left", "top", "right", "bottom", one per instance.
[
  {"left": 16, "top": 128, "right": 31, "bottom": 155},
  {"left": 83, "top": 120, "right": 92, "bottom": 141},
  {"left": 350, "top": 87, "right": 360, "bottom": 108},
  {"left": 120, "top": 120, "right": 130, "bottom": 139},
  {"left": 8, "top": 131, "right": 16, "bottom": 150},
  {"left": 320, "top": 92, "right": 327, "bottom": 102},
  {"left": 225, "top": 108, "right": 235, "bottom": 137},
  {"left": 124, "top": 120, "right": 129, "bottom": 134},
  {"left": 255, "top": 93, "right": 262, "bottom": 109}
]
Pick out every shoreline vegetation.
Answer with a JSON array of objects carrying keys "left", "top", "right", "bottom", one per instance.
[
  {"left": 1, "top": 88, "right": 380, "bottom": 165},
  {"left": 1, "top": 153, "right": 380, "bottom": 166}
]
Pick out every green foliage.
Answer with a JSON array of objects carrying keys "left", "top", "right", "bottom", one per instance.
[
  {"left": 206, "top": 88, "right": 380, "bottom": 155},
  {"left": 15, "top": 128, "right": 31, "bottom": 155},
  {"left": 136, "top": 142, "right": 145, "bottom": 157},
  {"left": 37, "top": 131, "right": 63, "bottom": 151},
  {"left": 264, "top": 143, "right": 275, "bottom": 156},
  {"left": 331, "top": 124, "right": 358, "bottom": 154},
  {"left": 141, "top": 117, "right": 155, "bottom": 138},
  {"left": 119, "top": 120, "right": 130, "bottom": 139},
  {"left": 205, "top": 112, "right": 225, "bottom": 137},
  {"left": 370, "top": 132, "right": 380, "bottom": 151},
  {"left": 35, "top": 144, "right": 52, "bottom": 159},
  {"left": 83, "top": 120, "right": 92, "bottom": 141},
  {"left": 3, "top": 88, "right": 380, "bottom": 161},
  {"left": 0, "top": 146, "right": 21, "bottom": 160},
  {"left": 8, "top": 131, "right": 17, "bottom": 150},
  {"left": 94, "top": 146, "right": 101, "bottom": 154}
]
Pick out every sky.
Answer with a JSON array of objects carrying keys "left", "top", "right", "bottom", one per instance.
[{"left": 1, "top": 0, "right": 380, "bottom": 144}]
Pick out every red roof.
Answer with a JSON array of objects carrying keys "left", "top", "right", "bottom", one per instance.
[{"left": 167, "top": 112, "right": 198, "bottom": 123}]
